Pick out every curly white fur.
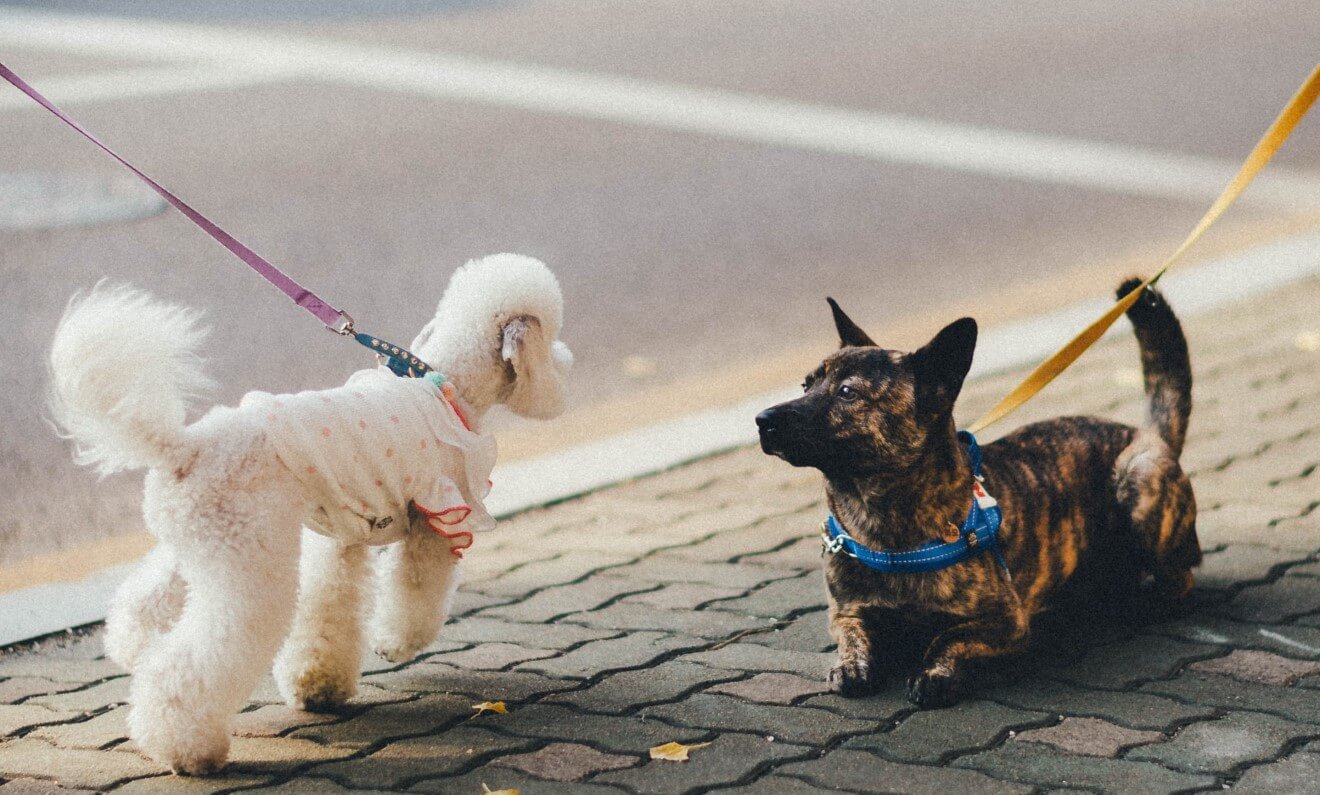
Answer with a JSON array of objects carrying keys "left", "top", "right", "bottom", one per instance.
[
  {"left": 48, "top": 254, "right": 570, "bottom": 775},
  {"left": 49, "top": 282, "right": 213, "bottom": 476}
]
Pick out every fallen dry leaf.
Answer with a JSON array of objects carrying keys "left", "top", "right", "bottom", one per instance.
[
  {"left": 649, "top": 740, "right": 713, "bottom": 762},
  {"left": 481, "top": 785, "right": 518, "bottom": 795},
  {"left": 470, "top": 701, "right": 508, "bottom": 719}
]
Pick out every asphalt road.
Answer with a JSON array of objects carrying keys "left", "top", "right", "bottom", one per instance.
[{"left": 2, "top": 0, "right": 1319, "bottom": 563}]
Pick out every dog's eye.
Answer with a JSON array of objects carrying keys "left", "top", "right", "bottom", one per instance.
[{"left": 838, "top": 384, "right": 860, "bottom": 401}]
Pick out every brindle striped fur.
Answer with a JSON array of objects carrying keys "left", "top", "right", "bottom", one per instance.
[{"left": 755, "top": 279, "right": 1199, "bottom": 708}]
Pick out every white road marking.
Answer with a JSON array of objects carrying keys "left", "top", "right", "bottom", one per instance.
[
  {"left": 3, "top": 9, "right": 1320, "bottom": 209},
  {"left": 0, "top": 63, "right": 291, "bottom": 111}
]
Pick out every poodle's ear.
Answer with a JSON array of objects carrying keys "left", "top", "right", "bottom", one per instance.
[{"left": 501, "top": 315, "right": 572, "bottom": 419}]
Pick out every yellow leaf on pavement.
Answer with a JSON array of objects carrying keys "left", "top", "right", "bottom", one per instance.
[
  {"left": 649, "top": 740, "right": 713, "bottom": 762},
  {"left": 481, "top": 785, "right": 518, "bottom": 795},
  {"left": 470, "top": 701, "right": 508, "bottom": 719}
]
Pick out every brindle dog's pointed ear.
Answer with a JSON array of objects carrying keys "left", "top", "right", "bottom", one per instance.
[
  {"left": 827, "top": 298, "right": 876, "bottom": 348},
  {"left": 911, "top": 317, "right": 977, "bottom": 417}
]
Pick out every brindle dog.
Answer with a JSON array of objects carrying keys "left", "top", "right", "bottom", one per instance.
[{"left": 756, "top": 279, "right": 1200, "bottom": 708}]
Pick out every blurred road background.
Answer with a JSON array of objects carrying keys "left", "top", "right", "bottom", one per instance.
[{"left": 2, "top": 1, "right": 1319, "bottom": 568}]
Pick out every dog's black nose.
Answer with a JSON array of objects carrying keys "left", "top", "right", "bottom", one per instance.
[{"left": 755, "top": 408, "right": 780, "bottom": 434}]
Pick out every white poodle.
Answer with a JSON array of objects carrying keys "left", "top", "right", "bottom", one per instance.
[{"left": 48, "top": 254, "right": 572, "bottom": 774}]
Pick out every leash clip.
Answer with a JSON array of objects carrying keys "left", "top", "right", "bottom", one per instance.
[
  {"left": 328, "top": 311, "right": 356, "bottom": 336},
  {"left": 821, "top": 533, "right": 846, "bottom": 556}
]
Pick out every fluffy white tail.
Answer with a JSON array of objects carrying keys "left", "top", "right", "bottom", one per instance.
[{"left": 49, "top": 283, "right": 212, "bottom": 475}]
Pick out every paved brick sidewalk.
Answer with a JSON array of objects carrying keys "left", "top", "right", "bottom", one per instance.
[{"left": 2, "top": 277, "right": 1318, "bottom": 793}]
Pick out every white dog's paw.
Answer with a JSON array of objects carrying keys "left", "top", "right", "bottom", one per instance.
[
  {"left": 131, "top": 709, "right": 229, "bottom": 775},
  {"left": 372, "top": 637, "right": 421, "bottom": 665},
  {"left": 275, "top": 664, "right": 358, "bottom": 713}
]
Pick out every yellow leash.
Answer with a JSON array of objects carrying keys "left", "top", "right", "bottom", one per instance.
[{"left": 967, "top": 64, "right": 1320, "bottom": 435}]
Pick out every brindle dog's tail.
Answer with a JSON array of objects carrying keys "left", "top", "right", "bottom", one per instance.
[{"left": 1118, "top": 278, "right": 1192, "bottom": 458}]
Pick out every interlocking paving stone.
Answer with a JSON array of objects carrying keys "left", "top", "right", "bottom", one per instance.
[
  {"left": 515, "top": 632, "right": 695, "bottom": 679},
  {"left": 0, "top": 678, "right": 75, "bottom": 705},
  {"left": 0, "top": 704, "right": 74, "bottom": 736},
  {"left": 564, "top": 602, "right": 774, "bottom": 639},
  {"left": 478, "top": 574, "right": 660, "bottom": 623},
  {"left": 1233, "top": 751, "right": 1320, "bottom": 794},
  {"left": 1043, "top": 635, "right": 1222, "bottom": 689},
  {"left": 609, "top": 558, "right": 801, "bottom": 590},
  {"left": 112, "top": 771, "right": 273, "bottom": 793},
  {"left": 801, "top": 691, "right": 915, "bottom": 724},
  {"left": 984, "top": 677, "right": 1216, "bottom": 730},
  {"left": 1188, "top": 648, "right": 1320, "bottom": 686},
  {"left": 492, "top": 741, "right": 636, "bottom": 781},
  {"left": 27, "top": 706, "right": 129, "bottom": 750},
  {"left": 422, "top": 643, "right": 557, "bottom": 671},
  {"left": 232, "top": 704, "right": 340, "bottom": 738},
  {"left": 0, "top": 658, "right": 122, "bottom": 685},
  {"left": 1147, "top": 616, "right": 1320, "bottom": 660},
  {"left": 777, "top": 748, "right": 1032, "bottom": 794},
  {"left": 290, "top": 694, "right": 470, "bottom": 748},
  {"left": 735, "top": 536, "right": 819, "bottom": 571},
  {"left": 368, "top": 663, "right": 576, "bottom": 702},
  {"left": 0, "top": 780, "right": 96, "bottom": 794},
  {"left": 411, "top": 766, "right": 629, "bottom": 794},
  {"left": 620, "top": 582, "right": 747, "bottom": 610},
  {"left": 492, "top": 704, "right": 706, "bottom": 755},
  {"left": 954, "top": 738, "right": 1218, "bottom": 791},
  {"left": 591, "top": 733, "right": 808, "bottom": 794},
  {"left": 706, "top": 672, "right": 827, "bottom": 705},
  {"left": 243, "top": 776, "right": 389, "bottom": 793},
  {"left": 1221, "top": 575, "right": 1320, "bottom": 623},
  {"left": 845, "top": 699, "right": 1051, "bottom": 763},
  {"left": 24, "top": 678, "right": 129, "bottom": 714},
  {"left": 1141, "top": 671, "right": 1320, "bottom": 725},
  {"left": 707, "top": 773, "right": 834, "bottom": 794},
  {"left": 307, "top": 727, "right": 535, "bottom": 788},
  {"left": 544, "top": 660, "right": 742, "bottom": 713},
  {"left": 1195, "top": 545, "right": 1309, "bottom": 589},
  {"left": 222, "top": 735, "right": 358, "bottom": 776},
  {"left": 466, "top": 553, "right": 638, "bottom": 599},
  {"left": 704, "top": 574, "right": 825, "bottom": 619},
  {"left": 681, "top": 643, "right": 834, "bottom": 679},
  {"left": 1126, "top": 711, "right": 1317, "bottom": 773},
  {"left": 739, "top": 611, "right": 833, "bottom": 653},
  {"left": 439, "top": 617, "right": 618, "bottom": 650},
  {"left": 659, "top": 510, "right": 818, "bottom": 564},
  {"left": 1014, "top": 717, "right": 1163, "bottom": 757},
  {"left": 0, "top": 740, "right": 158, "bottom": 789},
  {"left": 646, "top": 693, "right": 875, "bottom": 746}
]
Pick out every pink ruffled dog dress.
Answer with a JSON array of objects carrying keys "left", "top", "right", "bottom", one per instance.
[{"left": 241, "top": 368, "right": 496, "bottom": 555}]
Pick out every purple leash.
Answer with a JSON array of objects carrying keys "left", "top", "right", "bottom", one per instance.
[{"left": 2, "top": 61, "right": 360, "bottom": 335}]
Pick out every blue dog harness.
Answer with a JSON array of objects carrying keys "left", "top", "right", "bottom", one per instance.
[{"left": 821, "top": 431, "right": 1010, "bottom": 577}]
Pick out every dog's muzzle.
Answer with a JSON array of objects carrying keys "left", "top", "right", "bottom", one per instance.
[{"left": 756, "top": 406, "right": 791, "bottom": 457}]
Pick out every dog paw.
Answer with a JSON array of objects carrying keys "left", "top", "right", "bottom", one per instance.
[
  {"left": 828, "top": 660, "right": 878, "bottom": 697},
  {"left": 373, "top": 640, "right": 420, "bottom": 665},
  {"left": 133, "top": 716, "right": 229, "bottom": 776},
  {"left": 906, "top": 667, "right": 963, "bottom": 709}
]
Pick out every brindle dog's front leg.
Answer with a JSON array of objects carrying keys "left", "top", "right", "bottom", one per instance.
[
  {"left": 908, "top": 604, "right": 1028, "bottom": 708},
  {"left": 827, "top": 602, "right": 880, "bottom": 696}
]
